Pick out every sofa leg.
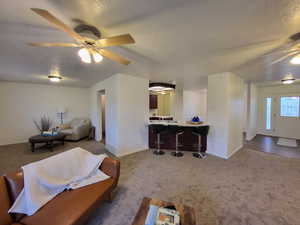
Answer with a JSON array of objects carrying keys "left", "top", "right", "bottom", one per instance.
[{"left": 106, "top": 190, "right": 116, "bottom": 203}]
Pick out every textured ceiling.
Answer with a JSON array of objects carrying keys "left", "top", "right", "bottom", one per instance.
[{"left": 1, "top": 0, "right": 300, "bottom": 89}]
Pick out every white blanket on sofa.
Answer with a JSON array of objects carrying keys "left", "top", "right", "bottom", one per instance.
[{"left": 8, "top": 147, "right": 109, "bottom": 216}]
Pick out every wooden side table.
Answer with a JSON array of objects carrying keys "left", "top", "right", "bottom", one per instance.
[{"left": 131, "top": 197, "right": 196, "bottom": 225}]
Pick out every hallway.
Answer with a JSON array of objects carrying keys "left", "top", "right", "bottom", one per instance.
[{"left": 244, "top": 134, "right": 300, "bottom": 159}]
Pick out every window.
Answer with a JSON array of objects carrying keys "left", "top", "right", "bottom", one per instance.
[
  {"left": 280, "top": 96, "right": 300, "bottom": 117},
  {"left": 265, "top": 97, "right": 272, "bottom": 130}
]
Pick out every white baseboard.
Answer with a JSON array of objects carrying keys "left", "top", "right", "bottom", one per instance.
[
  {"left": 245, "top": 134, "right": 256, "bottom": 141},
  {"left": 116, "top": 148, "right": 147, "bottom": 157},
  {"left": 103, "top": 143, "right": 147, "bottom": 157},
  {"left": 206, "top": 150, "right": 227, "bottom": 159},
  {"left": 0, "top": 139, "right": 28, "bottom": 147},
  {"left": 103, "top": 144, "right": 119, "bottom": 156},
  {"left": 207, "top": 144, "right": 243, "bottom": 159},
  {"left": 227, "top": 144, "right": 243, "bottom": 159}
]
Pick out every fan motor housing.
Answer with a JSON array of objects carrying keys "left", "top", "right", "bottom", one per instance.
[
  {"left": 290, "top": 32, "right": 300, "bottom": 41},
  {"left": 74, "top": 24, "right": 101, "bottom": 40}
]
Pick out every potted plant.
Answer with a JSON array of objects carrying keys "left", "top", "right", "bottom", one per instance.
[{"left": 34, "top": 115, "right": 53, "bottom": 135}]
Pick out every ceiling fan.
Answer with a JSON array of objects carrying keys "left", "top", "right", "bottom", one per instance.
[
  {"left": 27, "top": 8, "right": 135, "bottom": 65},
  {"left": 262, "top": 32, "right": 300, "bottom": 65}
]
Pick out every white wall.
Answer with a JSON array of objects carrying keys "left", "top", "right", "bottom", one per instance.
[
  {"left": 117, "top": 74, "right": 149, "bottom": 156},
  {"left": 90, "top": 73, "right": 149, "bottom": 157},
  {"left": 183, "top": 89, "right": 207, "bottom": 122},
  {"left": 245, "top": 83, "right": 258, "bottom": 141},
  {"left": 91, "top": 75, "right": 119, "bottom": 153},
  {"left": 227, "top": 74, "right": 244, "bottom": 157},
  {"left": 243, "top": 84, "right": 248, "bottom": 132},
  {"left": 257, "top": 84, "right": 300, "bottom": 139},
  {"left": 207, "top": 73, "right": 230, "bottom": 159},
  {"left": 170, "top": 88, "right": 183, "bottom": 121},
  {"left": 0, "top": 82, "right": 90, "bottom": 145},
  {"left": 207, "top": 72, "right": 244, "bottom": 159}
]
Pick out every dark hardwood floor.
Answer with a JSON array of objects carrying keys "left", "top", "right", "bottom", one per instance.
[{"left": 244, "top": 134, "right": 300, "bottom": 159}]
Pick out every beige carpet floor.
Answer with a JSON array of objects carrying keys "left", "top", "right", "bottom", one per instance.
[
  {"left": 1, "top": 141, "right": 300, "bottom": 225},
  {"left": 0, "top": 140, "right": 114, "bottom": 175}
]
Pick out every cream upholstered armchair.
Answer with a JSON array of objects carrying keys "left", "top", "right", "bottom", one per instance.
[{"left": 59, "top": 118, "right": 91, "bottom": 141}]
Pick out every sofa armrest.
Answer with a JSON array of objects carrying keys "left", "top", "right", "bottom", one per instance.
[
  {"left": 0, "top": 176, "right": 13, "bottom": 225},
  {"left": 73, "top": 124, "right": 90, "bottom": 136},
  {"left": 100, "top": 158, "right": 120, "bottom": 182},
  {"left": 75, "top": 123, "right": 90, "bottom": 131}
]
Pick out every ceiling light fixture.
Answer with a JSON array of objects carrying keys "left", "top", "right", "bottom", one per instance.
[
  {"left": 48, "top": 75, "right": 62, "bottom": 82},
  {"left": 281, "top": 78, "right": 295, "bottom": 84},
  {"left": 149, "top": 82, "right": 176, "bottom": 92},
  {"left": 149, "top": 86, "right": 164, "bottom": 91},
  {"left": 78, "top": 48, "right": 91, "bottom": 63},
  {"left": 281, "top": 73, "right": 296, "bottom": 84},
  {"left": 290, "top": 54, "right": 300, "bottom": 64}
]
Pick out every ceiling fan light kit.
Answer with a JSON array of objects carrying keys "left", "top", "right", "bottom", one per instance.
[
  {"left": 93, "top": 52, "right": 103, "bottom": 63},
  {"left": 290, "top": 54, "right": 300, "bottom": 64},
  {"left": 28, "top": 8, "right": 135, "bottom": 65},
  {"left": 78, "top": 48, "right": 104, "bottom": 63},
  {"left": 78, "top": 48, "right": 91, "bottom": 63}
]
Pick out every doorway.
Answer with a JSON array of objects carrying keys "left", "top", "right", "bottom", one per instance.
[
  {"left": 263, "top": 95, "right": 300, "bottom": 139},
  {"left": 98, "top": 90, "right": 106, "bottom": 144}
]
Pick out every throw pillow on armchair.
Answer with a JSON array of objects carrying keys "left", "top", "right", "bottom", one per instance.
[{"left": 59, "top": 123, "right": 71, "bottom": 130}]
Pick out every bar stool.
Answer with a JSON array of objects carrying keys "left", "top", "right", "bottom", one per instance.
[
  {"left": 192, "top": 126, "right": 209, "bottom": 159},
  {"left": 150, "top": 124, "right": 167, "bottom": 155},
  {"left": 168, "top": 125, "right": 185, "bottom": 157}
]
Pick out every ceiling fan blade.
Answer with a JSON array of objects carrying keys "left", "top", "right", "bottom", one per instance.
[
  {"left": 270, "top": 51, "right": 300, "bottom": 65},
  {"left": 96, "top": 34, "right": 135, "bottom": 47},
  {"left": 98, "top": 49, "right": 130, "bottom": 65},
  {"left": 263, "top": 49, "right": 299, "bottom": 57},
  {"left": 31, "top": 8, "right": 84, "bottom": 42},
  {"left": 224, "top": 39, "right": 282, "bottom": 52},
  {"left": 258, "top": 38, "right": 295, "bottom": 57},
  {"left": 27, "top": 42, "right": 80, "bottom": 47}
]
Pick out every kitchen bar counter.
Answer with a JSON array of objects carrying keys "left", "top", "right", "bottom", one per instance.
[
  {"left": 149, "top": 116, "right": 173, "bottom": 121},
  {"left": 148, "top": 122, "right": 209, "bottom": 152},
  {"left": 149, "top": 121, "right": 209, "bottom": 127}
]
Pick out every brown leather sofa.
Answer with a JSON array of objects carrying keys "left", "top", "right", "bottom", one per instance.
[{"left": 0, "top": 157, "right": 120, "bottom": 225}]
